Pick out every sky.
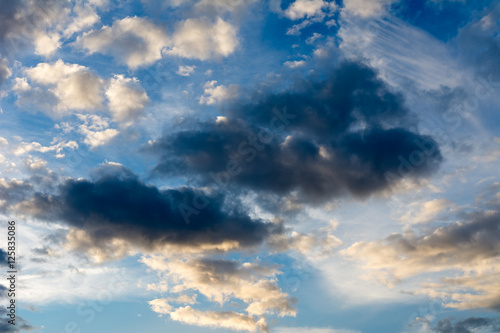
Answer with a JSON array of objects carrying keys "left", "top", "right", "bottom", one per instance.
[{"left": 0, "top": 0, "right": 500, "bottom": 332}]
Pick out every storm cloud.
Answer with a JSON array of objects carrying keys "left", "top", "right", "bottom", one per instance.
[
  {"left": 21, "top": 166, "right": 281, "bottom": 256},
  {"left": 147, "top": 61, "right": 442, "bottom": 203}
]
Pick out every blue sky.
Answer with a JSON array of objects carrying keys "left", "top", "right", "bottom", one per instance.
[{"left": 1, "top": 0, "right": 500, "bottom": 332}]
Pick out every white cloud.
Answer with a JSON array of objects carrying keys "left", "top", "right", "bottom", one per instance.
[
  {"left": 141, "top": 256, "right": 296, "bottom": 323},
  {"left": 169, "top": 306, "right": 268, "bottom": 332},
  {"left": 33, "top": 31, "right": 61, "bottom": 57},
  {"left": 75, "top": 16, "right": 169, "bottom": 69},
  {"left": 166, "top": 17, "right": 238, "bottom": 60},
  {"left": 15, "top": 60, "right": 104, "bottom": 117},
  {"left": 285, "top": 0, "right": 328, "bottom": 20},
  {"left": 176, "top": 65, "right": 196, "bottom": 76},
  {"left": 342, "top": 0, "right": 397, "bottom": 17},
  {"left": 148, "top": 298, "right": 173, "bottom": 315},
  {"left": 199, "top": 80, "right": 239, "bottom": 105},
  {"left": 106, "top": 75, "right": 149, "bottom": 122},
  {"left": 399, "top": 198, "right": 454, "bottom": 224},
  {"left": 284, "top": 60, "right": 306, "bottom": 68},
  {"left": 76, "top": 114, "right": 119, "bottom": 149},
  {"left": 14, "top": 140, "right": 78, "bottom": 157}
]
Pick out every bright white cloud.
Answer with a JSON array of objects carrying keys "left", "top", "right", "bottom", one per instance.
[
  {"left": 199, "top": 80, "right": 239, "bottom": 105},
  {"left": 14, "top": 140, "right": 78, "bottom": 157},
  {"left": 284, "top": 60, "right": 306, "bottom": 68},
  {"left": 166, "top": 17, "right": 238, "bottom": 60},
  {"left": 75, "top": 16, "right": 169, "bottom": 69},
  {"left": 33, "top": 31, "right": 61, "bottom": 57},
  {"left": 15, "top": 60, "right": 104, "bottom": 117},
  {"left": 76, "top": 114, "right": 119, "bottom": 149},
  {"left": 106, "top": 75, "right": 149, "bottom": 122},
  {"left": 169, "top": 306, "right": 268, "bottom": 332},
  {"left": 285, "top": 0, "right": 328, "bottom": 20}
]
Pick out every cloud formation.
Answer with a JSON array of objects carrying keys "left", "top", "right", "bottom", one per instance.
[
  {"left": 143, "top": 256, "right": 296, "bottom": 332},
  {"left": 19, "top": 165, "right": 281, "bottom": 260},
  {"left": 165, "top": 17, "right": 238, "bottom": 60},
  {"left": 147, "top": 62, "right": 442, "bottom": 203},
  {"left": 343, "top": 189, "right": 500, "bottom": 311},
  {"left": 75, "top": 16, "right": 169, "bottom": 69}
]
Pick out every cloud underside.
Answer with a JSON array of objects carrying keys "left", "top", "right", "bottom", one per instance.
[
  {"left": 18, "top": 165, "right": 281, "bottom": 261},
  {"left": 343, "top": 189, "right": 500, "bottom": 311},
  {"left": 147, "top": 61, "right": 442, "bottom": 204}
]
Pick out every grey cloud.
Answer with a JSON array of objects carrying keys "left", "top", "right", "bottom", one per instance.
[
  {"left": 21, "top": 165, "right": 282, "bottom": 252},
  {"left": 147, "top": 61, "right": 442, "bottom": 203},
  {"left": 433, "top": 317, "right": 500, "bottom": 333}
]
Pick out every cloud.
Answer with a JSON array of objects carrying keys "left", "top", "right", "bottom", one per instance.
[
  {"left": 432, "top": 317, "right": 500, "bottom": 333},
  {"left": 285, "top": 0, "right": 328, "bottom": 20},
  {"left": 456, "top": 3, "right": 500, "bottom": 80},
  {"left": 283, "top": 60, "right": 306, "bottom": 68},
  {"left": 176, "top": 65, "right": 196, "bottom": 76},
  {"left": 0, "top": 284, "right": 37, "bottom": 332},
  {"left": 106, "top": 75, "right": 149, "bottom": 122},
  {"left": 75, "top": 16, "right": 169, "bottom": 69},
  {"left": 147, "top": 61, "right": 442, "bottom": 203},
  {"left": 0, "top": 249, "right": 7, "bottom": 266},
  {"left": 342, "top": 190, "right": 500, "bottom": 311},
  {"left": 169, "top": 306, "right": 268, "bottom": 332},
  {"left": 0, "top": 1, "right": 101, "bottom": 58},
  {"left": 165, "top": 17, "right": 238, "bottom": 60},
  {"left": 14, "top": 60, "right": 149, "bottom": 122},
  {"left": 199, "top": 80, "right": 239, "bottom": 105},
  {"left": 342, "top": 0, "right": 397, "bottom": 17},
  {"left": 143, "top": 256, "right": 296, "bottom": 331},
  {"left": 18, "top": 165, "right": 281, "bottom": 261},
  {"left": 14, "top": 60, "right": 104, "bottom": 117},
  {"left": 13, "top": 140, "right": 78, "bottom": 157},
  {"left": 0, "top": 57, "right": 11, "bottom": 86},
  {"left": 76, "top": 114, "right": 119, "bottom": 149}
]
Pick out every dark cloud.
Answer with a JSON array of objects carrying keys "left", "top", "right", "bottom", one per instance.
[
  {"left": 0, "top": 285, "right": 37, "bottom": 332},
  {"left": 433, "top": 317, "right": 500, "bottom": 333},
  {"left": 23, "top": 166, "right": 281, "bottom": 252},
  {"left": 0, "top": 179, "right": 34, "bottom": 214},
  {"left": 147, "top": 61, "right": 442, "bottom": 203},
  {"left": 0, "top": 249, "right": 7, "bottom": 266}
]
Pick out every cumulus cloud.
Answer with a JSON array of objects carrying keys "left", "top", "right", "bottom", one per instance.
[
  {"left": 14, "top": 60, "right": 104, "bottom": 117},
  {"left": 76, "top": 114, "right": 119, "bottom": 149},
  {"left": 13, "top": 140, "right": 78, "bottom": 158},
  {"left": 166, "top": 17, "right": 238, "bottom": 60},
  {"left": 14, "top": 60, "right": 149, "bottom": 122},
  {"left": 75, "top": 16, "right": 169, "bottom": 69},
  {"left": 143, "top": 256, "right": 296, "bottom": 331},
  {"left": 147, "top": 61, "right": 442, "bottom": 204},
  {"left": 18, "top": 165, "right": 281, "bottom": 261},
  {"left": 285, "top": 0, "right": 328, "bottom": 20},
  {"left": 106, "top": 75, "right": 149, "bottom": 122},
  {"left": 342, "top": 189, "right": 500, "bottom": 311},
  {"left": 170, "top": 306, "right": 268, "bottom": 332},
  {"left": 199, "top": 80, "right": 239, "bottom": 105},
  {"left": 0, "top": 1, "right": 102, "bottom": 58}
]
